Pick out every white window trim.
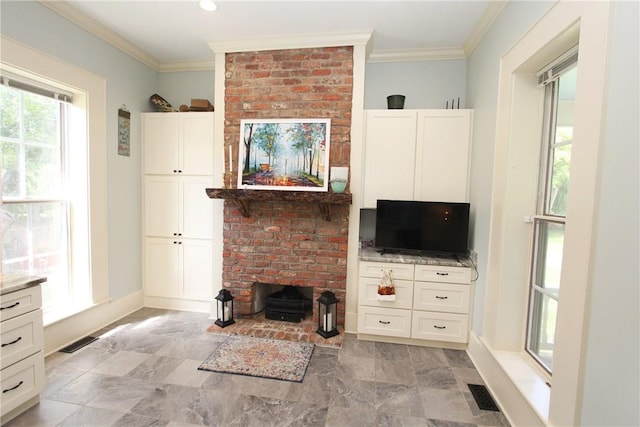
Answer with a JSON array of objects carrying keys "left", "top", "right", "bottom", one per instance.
[
  {"left": 1, "top": 35, "right": 109, "bottom": 317},
  {"left": 471, "top": 1, "right": 611, "bottom": 426}
]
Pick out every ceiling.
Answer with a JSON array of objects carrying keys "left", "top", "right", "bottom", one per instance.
[{"left": 43, "top": 0, "right": 505, "bottom": 71}]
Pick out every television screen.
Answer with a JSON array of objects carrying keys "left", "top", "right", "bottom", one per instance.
[{"left": 375, "top": 200, "right": 470, "bottom": 256}]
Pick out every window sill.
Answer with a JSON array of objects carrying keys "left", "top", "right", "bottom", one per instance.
[{"left": 488, "top": 345, "right": 551, "bottom": 423}]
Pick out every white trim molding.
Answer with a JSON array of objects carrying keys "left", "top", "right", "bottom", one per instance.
[{"left": 208, "top": 31, "right": 373, "bottom": 56}]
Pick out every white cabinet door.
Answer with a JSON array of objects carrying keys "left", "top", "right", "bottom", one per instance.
[
  {"left": 414, "top": 110, "right": 472, "bottom": 202},
  {"left": 411, "top": 311, "right": 469, "bottom": 343},
  {"left": 144, "top": 176, "right": 212, "bottom": 239},
  {"left": 143, "top": 114, "right": 181, "bottom": 175},
  {"left": 144, "top": 176, "right": 180, "bottom": 237},
  {"left": 144, "top": 238, "right": 212, "bottom": 301},
  {"left": 413, "top": 282, "right": 470, "bottom": 314},
  {"left": 182, "top": 114, "right": 214, "bottom": 175},
  {"left": 181, "top": 239, "right": 213, "bottom": 301},
  {"left": 181, "top": 176, "right": 213, "bottom": 239},
  {"left": 144, "top": 238, "right": 181, "bottom": 298},
  {"left": 359, "top": 277, "right": 414, "bottom": 310},
  {"left": 362, "top": 110, "right": 418, "bottom": 208},
  {"left": 143, "top": 112, "right": 213, "bottom": 176},
  {"left": 358, "top": 306, "right": 412, "bottom": 338}
]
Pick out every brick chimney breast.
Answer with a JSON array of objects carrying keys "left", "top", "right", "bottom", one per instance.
[{"left": 222, "top": 46, "right": 353, "bottom": 325}]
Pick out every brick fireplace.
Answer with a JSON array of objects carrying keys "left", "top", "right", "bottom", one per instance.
[{"left": 220, "top": 46, "right": 354, "bottom": 326}]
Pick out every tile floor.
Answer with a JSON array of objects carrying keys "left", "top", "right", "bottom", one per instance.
[{"left": 6, "top": 308, "right": 510, "bottom": 427}]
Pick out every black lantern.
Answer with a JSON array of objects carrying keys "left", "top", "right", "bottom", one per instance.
[
  {"left": 215, "top": 289, "right": 235, "bottom": 327},
  {"left": 316, "top": 291, "right": 339, "bottom": 338}
]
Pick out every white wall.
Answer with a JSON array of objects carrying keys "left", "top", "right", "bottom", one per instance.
[
  {"left": 466, "top": 1, "right": 639, "bottom": 425},
  {"left": 365, "top": 59, "right": 466, "bottom": 109},
  {"left": 158, "top": 71, "right": 214, "bottom": 111},
  {"left": 0, "top": 1, "right": 157, "bottom": 300},
  {"left": 466, "top": 1, "right": 555, "bottom": 335},
  {"left": 580, "top": 1, "right": 639, "bottom": 424}
]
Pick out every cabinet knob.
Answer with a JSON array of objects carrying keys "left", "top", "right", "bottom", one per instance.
[
  {"left": 436, "top": 272, "right": 449, "bottom": 276},
  {"left": 378, "top": 320, "right": 391, "bottom": 325},
  {"left": 435, "top": 296, "right": 448, "bottom": 300},
  {"left": 173, "top": 169, "right": 178, "bottom": 173},
  {"left": 434, "top": 325, "right": 446, "bottom": 329}
]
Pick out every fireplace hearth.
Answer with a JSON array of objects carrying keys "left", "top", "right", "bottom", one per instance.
[{"left": 265, "top": 285, "right": 312, "bottom": 323}]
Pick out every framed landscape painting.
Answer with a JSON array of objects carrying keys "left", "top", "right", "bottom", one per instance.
[{"left": 237, "top": 118, "right": 331, "bottom": 191}]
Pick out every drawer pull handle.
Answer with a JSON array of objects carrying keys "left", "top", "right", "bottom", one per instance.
[
  {"left": 435, "top": 296, "right": 448, "bottom": 300},
  {"left": 436, "top": 272, "right": 449, "bottom": 276},
  {"left": 379, "top": 320, "right": 391, "bottom": 325},
  {"left": 1, "top": 336, "right": 22, "bottom": 347},
  {"left": 0, "top": 302, "right": 20, "bottom": 310},
  {"left": 434, "top": 325, "right": 446, "bottom": 329},
  {"left": 3, "top": 381, "right": 23, "bottom": 393}
]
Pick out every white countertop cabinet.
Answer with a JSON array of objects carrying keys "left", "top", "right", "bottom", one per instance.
[
  {"left": 1, "top": 280, "right": 45, "bottom": 424},
  {"left": 357, "top": 252, "right": 473, "bottom": 348}
]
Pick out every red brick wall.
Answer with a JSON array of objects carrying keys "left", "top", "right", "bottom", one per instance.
[{"left": 222, "top": 46, "right": 353, "bottom": 324}]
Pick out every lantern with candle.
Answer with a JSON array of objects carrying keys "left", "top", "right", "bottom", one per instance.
[
  {"left": 215, "top": 289, "right": 235, "bottom": 328},
  {"left": 316, "top": 291, "right": 338, "bottom": 338}
]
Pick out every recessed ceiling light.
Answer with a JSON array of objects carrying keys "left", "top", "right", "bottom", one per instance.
[{"left": 199, "top": 0, "right": 217, "bottom": 12}]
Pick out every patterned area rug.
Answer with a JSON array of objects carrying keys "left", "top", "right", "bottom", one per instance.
[{"left": 198, "top": 336, "right": 315, "bottom": 382}]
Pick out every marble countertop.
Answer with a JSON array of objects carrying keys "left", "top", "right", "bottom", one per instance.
[
  {"left": 0, "top": 274, "right": 47, "bottom": 296},
  {"left": 359, "top": 247, "right": 473, "bottom": 268}
]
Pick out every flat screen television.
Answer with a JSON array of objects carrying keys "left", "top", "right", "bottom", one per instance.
[{"left": 375, "top": 199, "right": 470, "bottom": 256}]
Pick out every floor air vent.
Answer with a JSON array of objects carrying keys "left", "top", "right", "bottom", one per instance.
[
  {"left": 59, "top": 336, "right": 98, "bottom": 353},
  {"left": 468, "top": 384, "right": 500, "bottom": 411}
]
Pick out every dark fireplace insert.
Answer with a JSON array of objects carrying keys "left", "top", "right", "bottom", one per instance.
[{"left": 265, "top": 285, "right": 312, "bottom": 322}]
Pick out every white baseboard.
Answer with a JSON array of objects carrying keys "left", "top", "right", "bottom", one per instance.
[
  {"left": 466, "top": 332, "right": 548, "bottom": 426},
  {"left": 44, "top": 289, "right": 144, "bottom": 355},
  {"left": 143, "top": 295, "right": 211, "bottom": 314}
]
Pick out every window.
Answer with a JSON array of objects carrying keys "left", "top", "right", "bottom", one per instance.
[
  {"left": 1, "top": 75, "right": 74, "bottom": 310},
  {"left": 526, "top": 47, "right": 578, "bottom": 373}
]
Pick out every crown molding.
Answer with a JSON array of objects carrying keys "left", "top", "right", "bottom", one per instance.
[
  {"left": 38, "top": 0, "right": 504, "bottom": 72},
  {"left": 368, "top": 47, "right": 466, "bottom": 63},
  {"left": 208, "top": 31, "right": 374, "bottom": 56},
  {"left": 158, "top": 61, "right": 215, "bottom": 73},
  {"left": 40, "top": 0, "right": 161, "bottom": 71},
  {"left": 464, "top": 0, "right": 509, "bottom": 56}
]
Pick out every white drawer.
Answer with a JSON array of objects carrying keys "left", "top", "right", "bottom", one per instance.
[
  {"left": 414, "top": 265, "right": 471, "bottom": 284},
  {"left": 411, "top": 311, "right": 469, "bottom": 343},
  {"left": 0, "top": 286, "right": 42, "bottom": 322},
  {"left": 413, "top": 282, "right": 470, "bottom": 314},
  {"left": 0, "top": 351, "right": 45, "bottom": 416},
  {"left": 359, "top": 261, "right": 414, "bottom": 281},
  {"left": 358, "top": 306, "right": 412, "bottom": 338},
  {"left": 1, "top": 310, "right": 44, "bottom": 369},
  {"left": 359, "top": 277, "right": 413, "bottom": 309}
]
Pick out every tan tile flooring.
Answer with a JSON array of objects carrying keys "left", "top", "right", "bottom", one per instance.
[{"left": 207, "top": 312, "right": 344, "bottom": 347}]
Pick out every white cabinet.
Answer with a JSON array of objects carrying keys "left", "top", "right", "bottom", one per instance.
[
  {"left": 144, "top": 176, "right": 213, "bottom": 239},
  {"left": 357, "top": 259, "right": 472, "bottom": 347},
  {"left": 142, "top": 112, "right": 214, "bottom": 307},
  {"left": 143, "top": 112, "right": 214, "bottom": 175},
  {"left": 1, "top": 284, "right": 45, "bottom": 423},
  {"left": 144, "top": 237, "right": 213, "bottom": 301},
  {"left": 362, "top": 109, "right": 472, "bottom": 208},
  {"left": 410, "top": 264, "right": 471, "bottom": 343},
  {"left": 362, "top": 110, "right": 418, "bottom": 205}
]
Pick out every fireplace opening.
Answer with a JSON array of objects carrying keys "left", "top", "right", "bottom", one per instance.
[{"left": 260, "top": 284, "right": 312, "bottom": 323}]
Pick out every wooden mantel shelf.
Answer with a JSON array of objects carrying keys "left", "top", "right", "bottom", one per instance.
[{"left": 205, "top": 188, "right": 352, "bottom": 221}]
